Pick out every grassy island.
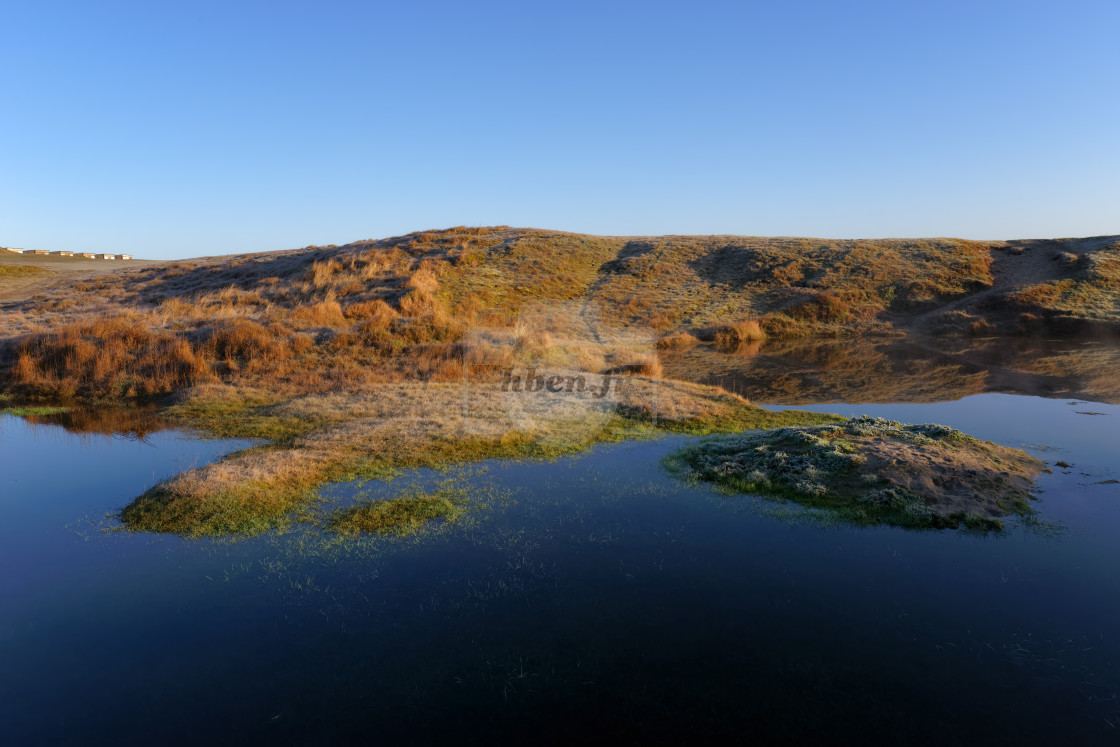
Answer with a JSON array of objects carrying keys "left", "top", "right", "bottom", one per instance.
[{"left": 668, "top": 416, "right": 1044, "bottom": 530}]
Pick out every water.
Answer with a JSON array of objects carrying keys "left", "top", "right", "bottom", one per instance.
[{"left": 3, "top": 342, "right": 1120, "bottom": 744}]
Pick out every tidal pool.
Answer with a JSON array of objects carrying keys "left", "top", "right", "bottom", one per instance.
[{"left": 2, "top": 346, "right": 1120, "bottom": 744}]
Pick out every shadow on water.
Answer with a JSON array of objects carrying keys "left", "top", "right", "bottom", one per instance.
[{"left": 662, "top": 335, "right": 1120, "bottom": 404}]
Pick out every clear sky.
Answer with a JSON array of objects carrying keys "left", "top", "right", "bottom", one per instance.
[{"left": 2, "top": 1, "right": 1117, "bottom": 259}]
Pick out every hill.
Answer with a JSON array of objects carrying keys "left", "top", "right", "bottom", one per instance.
[{"left": 1, "top": 226, "right": 1118, "bottom": 402}]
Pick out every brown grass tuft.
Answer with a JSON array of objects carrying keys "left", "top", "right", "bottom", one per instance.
[
  {"left": 712, "top": 320, "right": 767, "bottom": 351},
  {"left": 289, "top": 300, "right": 347, "bottom": 328},
  {"left": 656, "top": 331, "right": 700, "bottom": 350},
  {"left": 344, "top": 299, "right": 398, "bottom": 322},
  {"left": 607, "top": 349, "right": 663, "bottom": 378}
]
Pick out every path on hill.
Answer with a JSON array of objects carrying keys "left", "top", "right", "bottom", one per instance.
[{"left": 909, "top": 237, "right": 1109, "bottom": 332}]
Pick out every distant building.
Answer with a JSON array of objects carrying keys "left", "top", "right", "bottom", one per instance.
[
  {"left": 28, "top": 249, "right": 51, "bottom": 255},
  {"left": 95, "top": 254, "right": 115, "bottom": 260},
  {"left": 116, "top": 254, "right": 133, "bottom": 260},
  {"left": 2, "top": 247, "right": 24, "bottom": 253},
  {"left": 53, "top": 251, "right": 74, "bottom": 257}
]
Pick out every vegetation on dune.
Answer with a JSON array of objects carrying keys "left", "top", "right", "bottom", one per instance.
[
  {"left": 667, "top": 416, "right": 1044, "bottom": 530},
  {"left": 705, "top": 320, "right": 767, "bottom": 351},
  {"left": 1003, "top": 240, "right": 1120, "bottom": 326},
  {"left": 2, "top": 228, "right": 1118, "bottom": 404},
  {"left": 587, "top": 236, "right": 995, "bottom": 335},
  {"left": 0, "top": 265, "right": 47, "bottom": 278}
]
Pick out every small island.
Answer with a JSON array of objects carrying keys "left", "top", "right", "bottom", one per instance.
[{"left": 668, "top": 416, "right": 1045, "bottom": 530}]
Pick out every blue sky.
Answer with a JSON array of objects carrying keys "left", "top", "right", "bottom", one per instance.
[{"left": 2, "top": 1, "right": 1117, "bottom": 259}]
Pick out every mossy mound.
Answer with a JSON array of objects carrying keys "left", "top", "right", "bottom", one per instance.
[{"left": 669, "top": 416, "right": 1044, "bottom": 530}]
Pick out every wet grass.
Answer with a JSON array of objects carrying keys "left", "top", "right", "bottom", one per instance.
[
  {"left": 667, "top": 416, "right": 1044, "bottom": 531},
  {"left": 118, "top": 379, "right": 841, "bottom": 538},
  {"left": 330, "top": 486, "right": 470, "bottom": 537},
  {"left": 1, "top": 405, "right": 71, "bottom": 416},
  {"left": 164, "top": 397, "right": 326, "bottom": 443}
]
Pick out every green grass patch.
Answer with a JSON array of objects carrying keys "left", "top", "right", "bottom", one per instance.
[
  {"left": 1, "top": 406, "right": 71, "bottom": 417},
  {"left": 165, "top": 398, "right": 326, "bottom": 443},
  {"left": 120, "top": 444, "right": 323, "bottom": 537},
  {"left": 635, "top": 405, "right": 844, "bottom": 436},
  {"left": 330, "top": 486, "right": 470, "bottom": 537}
]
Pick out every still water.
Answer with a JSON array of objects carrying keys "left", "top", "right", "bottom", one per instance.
[{"left": 2, "top": 342, "right": 1120, "bottom": 745}]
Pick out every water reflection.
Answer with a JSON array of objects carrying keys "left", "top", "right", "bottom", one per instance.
[
  {"left": 8, "top": 405, "right": 169, "bottom": 440},
  {"left": 662, "top": 335, "right": 1120, "bottom": 404}
]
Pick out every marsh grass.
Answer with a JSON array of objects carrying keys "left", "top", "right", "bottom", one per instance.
[
  {"left": 1, "top": 405, "right": 70, "bottom": 416},
  {"left": 330, "top": 486, "right": 470, "bottom": 536}
]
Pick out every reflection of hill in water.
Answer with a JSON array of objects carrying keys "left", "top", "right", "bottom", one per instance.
[
  {"left": 661, "top": 337, "right": 1120, "bottom": 405},
  {"left": 15, "top": 407, "right": 168, "bottom": 439}
]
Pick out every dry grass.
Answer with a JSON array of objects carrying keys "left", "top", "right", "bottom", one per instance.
[
  {"left": 607, "top": 349, "right": 663, "bottom": 377},
  {"left": 0, "top": 265, "right": 46, "bottom": 278},
  {"left": 711, "top": 320, "right": 767, "bottom": 351},
  {"left": 9, "top": 315, "right": 212, "bottom": 398},
  {"left": 586, "top": 236, "right": 997, "bottom": 335},
  {"left": 656, "top": 331, "right": 700, "bottom": 349},
  {"left": 289, "top": 300, "right": 347, "bottom": 328}
]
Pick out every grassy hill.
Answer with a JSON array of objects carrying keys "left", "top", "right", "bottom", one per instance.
[{"left": 1, "top": 226, "right": 1118, "bottom": 402}]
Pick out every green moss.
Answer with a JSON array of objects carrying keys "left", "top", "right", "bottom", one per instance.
[
  {"left": 668, "top": 416, "right": 1041, "bottom": 531},
  {"left": 330, "top": 486, "right": 470, "bottom": 537}
]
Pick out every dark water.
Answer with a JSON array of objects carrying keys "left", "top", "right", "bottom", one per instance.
[{"left": 3, "top": 344, "right": 1120, "bottom": 744}]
